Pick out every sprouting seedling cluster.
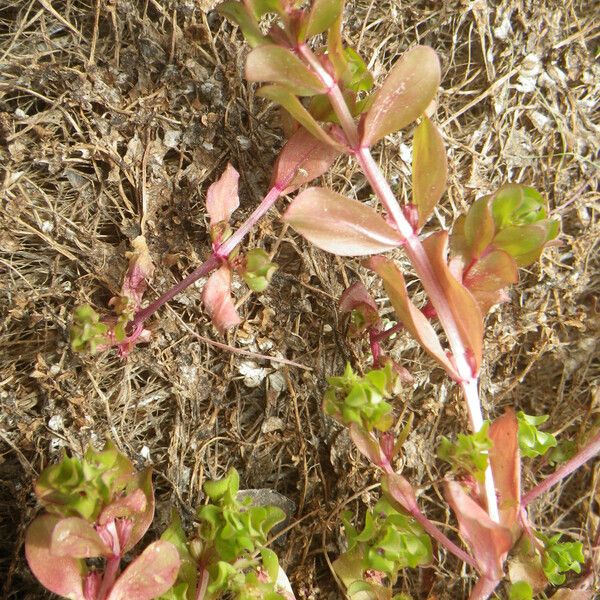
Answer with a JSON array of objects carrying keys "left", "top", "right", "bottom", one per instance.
[{"left": 25, "top": 444, "right": 293, "bottom": 600}]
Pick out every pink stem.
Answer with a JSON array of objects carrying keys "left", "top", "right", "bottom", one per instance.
[
  {"left": 522, "top": 431, "right": 600, "bottom": 507},
  {"left": 131, "top": 185, "right": 282, "bottom": 329},
  {"left": 97, "top": 555, "right": 120, "bottom": 600},
  {"left": 297, "top": 43, "right": 500, "bottom": 523},
  {"left": 380, "top": 465, "right": 477, "bottom": 568}
]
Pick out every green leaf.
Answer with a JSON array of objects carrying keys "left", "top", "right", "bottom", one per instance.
[
  {"left": 218, "top": 2, "right": 266, "bottom": 47},
  {"left": 509, "top": 581, "right": 533, "bottom": 600},
  {"left": 257, "top": 84, "right": 342, "bottom": 148},
  {"left": 538, "top": 533, "right": 585, "bottom": 585},
  {"left": 70, "top": 304, "right": 109, "bottom": 354},
  {"left": 517, "top": 412, "right": 558, "bottom": 458},
  {"left": 438, "top": 422, "right": 492, "bottom": 482},
  {"left": 549, "top": 440, "right": 577, "bottom": 465},
  {"left": 246, "top": 45, "right": 326, "bottom": 96},
  {"left": 323, "top": 363, "right": 395, "bottom": 432},
  {"left": 283, "top": 187, "right": 403, "bottom": 256},
  {"left": 412, "top": 116, "right": 447, "bottom": 228},
  {"left": 302, "top": 0, "right": 344, "bottom": 40},
  {"left": 161, "top": 511, "right": 197, "bottom": 598},
  {"left": 241, "top": 248, "right": 278, "bottom": 292},
  {"left": 361, "top": 46, "right": 441, "bottom": 146},
  {"left": 342, "top": 47, "right": 374, "bottom": 93}
]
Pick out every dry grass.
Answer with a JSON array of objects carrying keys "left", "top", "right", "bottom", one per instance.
[{"left": 0, "top": 1, "right": 598, "bottom": 598}]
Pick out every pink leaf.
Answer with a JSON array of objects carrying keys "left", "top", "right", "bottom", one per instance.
[
  {"left": 488, "top": 409, "right": 521, "bottom": 538},
  {"left": 382, "top": 473, "right": 420, "bottom": 514},
  {"left": 283, "top": 187, "right": 403, "bottom": 256},
  {"left": 117, "top": 236, "right": 155, "bottom": 312},
  {"left": 349, "top": 424, "right": 388, "bottom": 469},
  {"left": 339, "top": 281, "right": 378, "bottom": 315},
  {"left": 412, "top": 116, "right": 447, "bottom": 228},
  {"left": 206, "top": 163, "right": 240, "bottom": 226},
  {"left": 463, "top": 249, "right": 518, "bottom": 314},
  {"left": 271, "top": 127, "right": 341, "bottom": 194},
  {"left": 25, "top": 515, "right": 86, "bottom": 600},
  {"left": 202, "top": 265, "right": 242, "bottom": 334},
  {"left": 123, "top": 469, "right": 155, "bottom": 553},
  {"left": 51, "top": 517, "right": 112, "bottom": 558},
  {"left": 445, "top": 480, "right": 512, "bottom": 580},
  {"left": 422, "top": 231, "right": 484, "bottom": 372},
  {"left": 367, "top": 255, "right": 459, "bottom": 378},
  {"left": 361, "top": 46, "right": 441, "bottom": 146},
  {"left": 245, "top": 45, "right": 326, "bottom": 96},
  {"left": 106, "top": 541, "right": 180, "bottom": 600}
]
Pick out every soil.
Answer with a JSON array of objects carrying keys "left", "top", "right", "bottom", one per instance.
[{"left": 0, "top": 1, "right": 598, "bottom": 599}]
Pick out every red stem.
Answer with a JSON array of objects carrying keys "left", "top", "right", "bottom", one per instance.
[
  {"left": 97, "top": 555, "right": 120, "bottom": 600},
  {"left": 296, "top": 43, "right": 500, "bottom": 523},
  {"left": 131, "top": 185, "right": 282, "bottom": 329},
  {"left": 522, "top": 431, "right": 600, "bottom": 507}
]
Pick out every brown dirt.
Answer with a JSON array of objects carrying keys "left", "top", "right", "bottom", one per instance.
[{"left": 0, "top": 1, "right": 598, "bottom": 599}]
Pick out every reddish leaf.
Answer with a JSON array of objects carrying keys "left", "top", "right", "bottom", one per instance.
[
  {"left": 463, "top": 249, "right": 518, "bottom": 314},
  {"left": 120, "top": 236, "right": 155, "bottom": 312},
  {"left": 25, "top": 515, "right": 86, "bottom": 600},
  {"left": 361, "top": 46, "right": 441, "bottom": 146},
  {"left": 271, "top": 127, "right": 341, "bottom": 194},
  {"left": 422, "top": 231, "right": 484, "bottom": 372},
  {"left": 382, "top": 472, "right": 420, "bottom": 515},
  {"left": 202, "top": 265, "right": 242, "bottom": 334},
  {"left": 283, "top": 187, "right": 403, "bottom": 256},
  {"left": 367, "top": 255, "right": 458, "bottom": 378},
  {"left": 349, "top": 424, "right": 388, "bottom": 469},
  {"left": 445, "top": 480, "right": 512, "bottom": 580},
  {"left": 206, "top": 163, "right": 240, "bottom": 226},
  {"left": 124, "top": 469, "right": 155, "bottom": 553},
  {"left": 464, "top": 197, "right": 496, "bottom": 261},
  {"left": 245, "top": 45, "right": 326, "bottom": 96},
  {"left": 301, "top": 0, "right": 344, "bottom": 39},
  {"left": 257, "top": 84, "right": 343, "bottom": 149},
  {"left": 488, "top": 410, "right": 521, "bottom": 538},
  {"left": 98, "top": 488, "right": 147, "bottom": 527},
  {"left": 412, "top": 116, "right": 447, "bottom": 228},
  {"left": 51, "top": 517, "right": 112, "bottom": 558},
  {"left": 339, "top": 281, "right": 378, "bottom": 314},
  {"left": 106, "top": 541, "right": 180, "bottom": 600}
]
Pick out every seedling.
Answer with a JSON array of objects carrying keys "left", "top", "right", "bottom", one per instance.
[{"left": 26, "top": 445, "right": 294, "bottom": 600}]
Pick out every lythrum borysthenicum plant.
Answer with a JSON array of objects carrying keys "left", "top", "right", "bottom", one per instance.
[
  {"left": 26, "top": 444, "right": 294, "bottom": 600},
  {"left": 215, "top": 1, "right": 599, "bottom": 598},
  {"left": 57, "top": 1, "right": 600, "bottom": 598}
]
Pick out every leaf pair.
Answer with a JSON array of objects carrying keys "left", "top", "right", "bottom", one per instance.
[
  {"left": 367, "top": 232, "right": 484, "bottom": 380},
  {"left": 451, "top": 184, "right": 559, "bottom": 313},
  {"left": 219, "top": 0, "right": 343, "bottom": 48}
]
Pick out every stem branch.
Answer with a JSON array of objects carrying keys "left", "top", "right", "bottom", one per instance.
[
  {"left": 522, "top": 431, "right": 600, "bottom": 507},
  {"left": 298, "top": 43, "right": 500, "bottom": 522},
  {"left": 131, "top": 186, "right": 282, "bottom": 329}
]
